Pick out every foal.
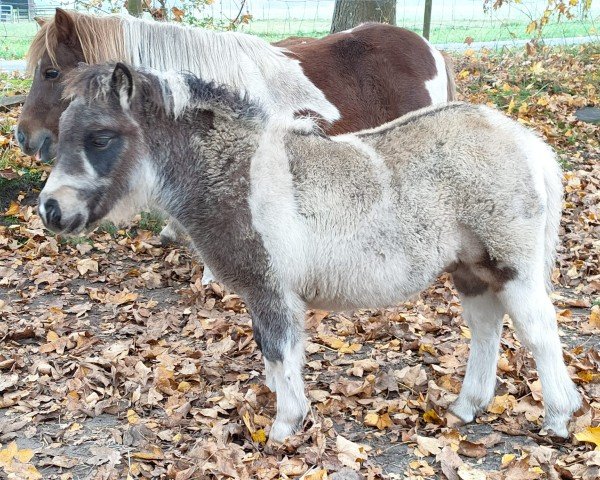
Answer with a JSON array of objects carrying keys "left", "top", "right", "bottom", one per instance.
[{"left": 39, "top": 64, "right": 581, "bottom": 442}]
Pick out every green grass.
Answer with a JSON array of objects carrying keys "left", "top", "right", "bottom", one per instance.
[
  {"left": 138, "top": 211, "right": 166, "bottom": 234},
  {"left": 0, "top": 22, "right": 39, "bottom": 60},
  {"left": 244, "top": 17, "right": 599, "bottom": 44},
  {"left": 0, "top": 17, "right": 598, "bottom": 60}
]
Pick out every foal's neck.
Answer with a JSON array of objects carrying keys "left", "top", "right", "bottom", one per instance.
[{"left": 144, "top": 109, "right": 261, "bottom": 226}]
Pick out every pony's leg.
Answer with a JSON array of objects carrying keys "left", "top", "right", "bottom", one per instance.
[
  {"left": 497, "top": 278, "right": 581, "bottom": 437},
  {"left": 450, "top": 290, "right": 505, "bottom": 422},
  {"left": 249, "top": 293, "right": 307, "bottom": 442},
  {"left": 264, "top": 357, "right": 276, "bottom": 392},
  {"left": 159, "top": 220, "right": 216, "bottom": 284}
]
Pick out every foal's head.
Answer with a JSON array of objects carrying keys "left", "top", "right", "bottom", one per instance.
[{"left": 38, "top": 63, "right": 154, "bottom": 235}]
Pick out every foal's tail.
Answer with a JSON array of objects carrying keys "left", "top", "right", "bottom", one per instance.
[
  {"left": 441, "top": 51, "right": 457, "bottom": 101},
  {"left": 541, "top": 147, "right": 564, "bottom": 292}
]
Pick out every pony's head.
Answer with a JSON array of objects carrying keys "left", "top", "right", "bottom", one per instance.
[
  {"left": 38, "top": 63, "right": 153, "bottom": 235},
  {"left": 17, "top": 9, "right": 124, "bottom": 161}
]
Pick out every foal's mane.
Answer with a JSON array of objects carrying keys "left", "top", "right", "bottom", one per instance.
[
  {"left": 27, "top": 11, "right": 125, "bottom": 73},
  {"left": 65, "top": 64, "right": 263, "bottom": 122}
]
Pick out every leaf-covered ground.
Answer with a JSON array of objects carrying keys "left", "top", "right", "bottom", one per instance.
[{"left": 0, "top": 45, "right": 599, "bottom": 480}]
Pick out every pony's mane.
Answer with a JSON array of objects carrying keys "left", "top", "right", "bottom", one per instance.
[
  {"left": 27, "top": 11, "right": 125, "bottom": 73},
  {"left": 26, "top": 10, "right": 339, "bottom": 122},
  {"left": 64, "top": 63, "right": 263, "bottom": 122}
]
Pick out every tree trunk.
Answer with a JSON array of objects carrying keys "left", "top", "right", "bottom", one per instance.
[
  {"left": 331, "top": 0, "right": 396, "bottom": 33},
  {"left": 127, "top": 0, "right": 143, "bottom": 17}
]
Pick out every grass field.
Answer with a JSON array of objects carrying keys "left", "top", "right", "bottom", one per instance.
[{"left": 0, "top": 16, "right": 598, "bottom": 60}]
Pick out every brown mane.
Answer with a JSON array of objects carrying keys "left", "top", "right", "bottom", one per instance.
[{"left": 27, "top": 10, "right": 125, "bottom": 74}]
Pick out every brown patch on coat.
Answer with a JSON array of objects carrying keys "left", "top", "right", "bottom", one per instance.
[
  {"left": 284, "top": 22, "right": 453, "bottom": 135},
  {"left": 448, "top": 252, "right": 518, "bottom": 297}
]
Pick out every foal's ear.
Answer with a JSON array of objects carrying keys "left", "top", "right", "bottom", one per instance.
[
  {"left": 54, "top": 8, "right": 77, "bottom": 46},
  {"left": 111, "top": 63, "right": 135, "bottom": 108},
  {"left": 34, "top": 17, "right": 46, "bottom": 27}
]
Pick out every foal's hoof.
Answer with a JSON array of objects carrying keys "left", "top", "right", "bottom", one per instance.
[
  {"left": 269, "top": 418, "right": 302, "bottom": 443},
  {"left": 448, "top": 398, "right": 486, "bottom": 425},
  {"left": 540, "top": 422, "right": 569, "bottom": 439},
  {"left": 160, "top": 233, "right": 178, "bottom": 247}
]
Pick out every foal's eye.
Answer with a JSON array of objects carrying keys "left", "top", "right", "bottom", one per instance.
[
  {"left": 44, "top": 68, "right": 60, "bottom": 79},
  {"left": 92, "top": 136, "right": 112, "bottom": 148}
]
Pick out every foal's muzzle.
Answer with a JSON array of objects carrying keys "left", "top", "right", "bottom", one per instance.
[{"left": 39, "top": 197, "right": 86, "bottom": 235}]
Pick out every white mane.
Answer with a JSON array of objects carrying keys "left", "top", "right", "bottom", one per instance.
[{"left": 122, "top": 17, "right": 340, "bottom": 123}]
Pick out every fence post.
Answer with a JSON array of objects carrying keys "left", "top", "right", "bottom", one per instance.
[{"left": 423, "top": 0, "right": 432, "bottom": 40}]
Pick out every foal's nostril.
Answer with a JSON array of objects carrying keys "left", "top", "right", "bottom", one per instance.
[{"left": 44, "top": 199, "right": 62, "bottom": 228}]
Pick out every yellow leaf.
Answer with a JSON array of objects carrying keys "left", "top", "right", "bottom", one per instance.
[
  {"left": 177, "top": 381, "right": 191, "bottom": 393},
  {"left": 68, "top": 422, "right": 82, "bottom": 432},
  {"left": 304, "top": 469, "right": 328, "bottom": 480},
  {"left": 507, "top": 98, "right": 516, "bottom": 114},
  {"left": 364, "top": 412, "right": 393, "bottom": 430},
  {"left": 575, "top": 426, "right": 600, "bottom": 450},
  {"left": 488, "top": 394, "right": 516, "bottom": 415},
  {"left": 526, "top": 20, "right": 537, "bottom": 34},
  {"left": 501, "top": 453, "right": 516, "bottom": 467},
  {"left": 423, "top": 409, "right": 443, "bottom": 425},
  {"left": 518, "top": 102, "right": 530, "bottom": 115},
  {"left": 131, "top": 446, "right": 165, "bottom": 460},
  {"left": 590, "top": 305, "right": 600, "bottom": 328},
  {"left": 530, "top": 61, "right": 545, "bottom": 75},
  {"left": 458, "top": 69, "right": 470, "bottom": 79},
  {"left": 251, "top": 428, "right": 267, "bottom": 444},
  {"left": 460, "top": 326, "right": 471, "bottom": 339},
  {"left": 47, "top": 330, "right": 59, "bottom": 342},
  {"left": 3, "top": 201, "right": 19, "bottom": 217},
  {"left": 340, "top": 343, "right": 362, "bottom": 354},
  {"left": 0, "top": 441, "right": 18, "bottom": 466},
  {"left": 127, "top": 409, "right": 140, "bottom": 425},
  {"left": 419, "top": 344, "right": 436, "bottom": 356},
  {"left": 15, "top": 448, "right": 34, "bottom": 463},
  {"left": 577, "top": 371, "right": 598, "bottom": 383}
]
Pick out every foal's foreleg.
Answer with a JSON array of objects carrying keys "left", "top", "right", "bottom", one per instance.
[
  {"left": 450, "top": 290, "right": 505, "bottom": 423},
  {"left": 249, "top": 292, "right": 307, "bottom": 442}
]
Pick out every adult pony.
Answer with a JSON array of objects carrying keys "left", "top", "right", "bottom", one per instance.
[
  {"left": 17, "top": 9, "right": 455, "bottom": 161},
  {"left": 39, "top": 62, "right": 580, "bottom": 442}
]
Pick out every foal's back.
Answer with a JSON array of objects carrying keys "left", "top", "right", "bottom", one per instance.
[{"left": 271, "top": 103, "right": 550, "bottom": 309}]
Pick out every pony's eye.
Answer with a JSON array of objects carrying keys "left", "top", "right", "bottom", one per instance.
[
  {"left": 92, "top": 136, "right": 112, "bottom": 148},
  {"left": 44, "top": 69, "right": 60, "bottom": 79}
]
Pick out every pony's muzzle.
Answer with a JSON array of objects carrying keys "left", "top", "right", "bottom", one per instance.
[
  {"left": 38, "top": 190, "right": 88, "bottom": 235},
  {"left": 15, "top": 125, "right": 55, "bottom": 162}
]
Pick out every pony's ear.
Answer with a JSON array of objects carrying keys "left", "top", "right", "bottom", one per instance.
[
  {"left": 54, "top": 8, "right": 77, "bottom": 45},
  {"left": 111, "top": 63, "right": 135, "bottom": 107},
  {"left": 34, "top": 16, "right": 46, "bottom": 27}
]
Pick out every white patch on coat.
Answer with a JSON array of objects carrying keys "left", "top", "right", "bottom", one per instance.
[
  {"left": 123, "top": 17, "right": 340, "bottom": 123},
  {"left": 424, "top": 42, "right": 449, "bottom": 105}
]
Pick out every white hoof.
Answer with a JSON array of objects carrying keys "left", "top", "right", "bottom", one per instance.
[
  {"left": 201, "top": 267, "right": 216, "bottom": 285},
  {"left": 449, "top": 395, "right": 490, "bottom": 424},
  {"left": 159, "top": 224, "right": 178, "bottom": 246},
  {"left": 269, "top": 418, "right": 302, "bottom": 443}
]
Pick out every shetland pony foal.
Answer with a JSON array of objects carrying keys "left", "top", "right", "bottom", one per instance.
[{"left": 39, "top": 64, "right": 581, "bottom": 442}]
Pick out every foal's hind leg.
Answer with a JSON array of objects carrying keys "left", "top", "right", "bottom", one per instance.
[
  {"left": 450, "top": 289, "right": 505, "bottom": 423},
  {"left": 497, "top": 278, "right": 581, "bottom": 437},
  {"left": 248, "top": 292, "right": 308, "bottom": 442}
]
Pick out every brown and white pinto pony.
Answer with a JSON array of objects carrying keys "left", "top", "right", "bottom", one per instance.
[{"left": 17, "top": 9, "right": 455, "bottom": 161}]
